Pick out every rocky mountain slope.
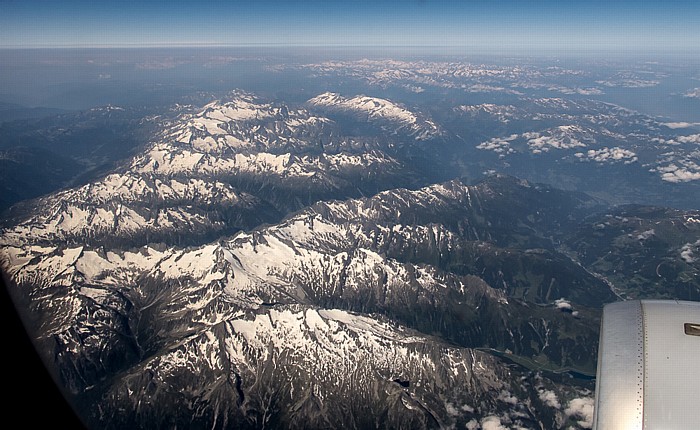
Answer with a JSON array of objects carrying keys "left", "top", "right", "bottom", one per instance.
[
  {"left": 2, "top": 90, "right": 697, "bottom": 429},
  {"left": 2, "top": 176, "right": 605, "bottom": 429}
]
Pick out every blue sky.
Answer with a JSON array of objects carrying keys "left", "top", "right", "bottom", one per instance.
[{"left": 1, "top": 0, "right": 698, "bottom": 52}]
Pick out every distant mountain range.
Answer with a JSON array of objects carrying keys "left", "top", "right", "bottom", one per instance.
[{"left": 1, "top": 89, "right": 698, "bottom": 429}]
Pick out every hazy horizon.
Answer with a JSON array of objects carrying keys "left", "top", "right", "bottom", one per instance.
[{"left": 1, "top": 1, "right": 699, "bottom": 54}]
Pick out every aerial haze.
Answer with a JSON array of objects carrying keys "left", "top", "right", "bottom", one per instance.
[
  {"left": 1, "top": 1, "right": 698, "bottom": 429},
  {"left": 1, "top": 0, "right": 699, "bottom": 52}
]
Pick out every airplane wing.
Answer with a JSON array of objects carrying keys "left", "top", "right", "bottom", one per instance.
[{"left": 593, "top": 300, "right": 700, "bottom": 429}]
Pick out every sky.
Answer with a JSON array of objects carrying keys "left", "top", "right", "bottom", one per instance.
[{"left": 0, "top": 0, "right": 699, "bottom": 53}]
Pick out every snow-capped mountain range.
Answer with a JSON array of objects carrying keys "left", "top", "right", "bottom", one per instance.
[
  {"left": 1, "top": 88, "right": 698, "bottom": 429},
  {"left": 1, "top": 175, "right": 605, "bottom": 429}
]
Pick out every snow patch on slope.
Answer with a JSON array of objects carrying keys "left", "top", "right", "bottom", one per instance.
[{"left": 308, "top": 92, "right": 440, "bottom": 139}]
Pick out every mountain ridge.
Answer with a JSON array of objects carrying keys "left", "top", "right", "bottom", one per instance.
[{"left": 2, "top": 89, "right": 697, "bottom": 429}]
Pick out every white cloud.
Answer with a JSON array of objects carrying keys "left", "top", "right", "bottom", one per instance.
[
  {"left": 653, "top": 151, "right": 700, "bottom": 182},
  {"left": 466, "top": 419, "right": 480, "bottom": 430},
  {"left": 597, "top": 79, "right": 659, "bottom": 88},
  {"left": 661, "top": 122, "right": 700, "bottom": 129},
  {"left": 657, "top": 134, "right": 700, "bottom": 145},
  {"left": 683, "top": 88, "right": 700, "bottom": 99},
  {"left": 636, "top": 229, "right": 655, "bottom": 240},
  {"left": 445, "top": 402, "right": 460, "bottom": 417},
  {"left": 596, "top": 71, "right": 660, "bottom": 88},
  {"left": 677, "top": 134, "right": 700, "bottom": 144},
  {"left": 135, "top": 57, "right": 188, "bottom": 70},
  {"left": 565, "top": 397, "right": 594, "bottom": 429},
  {"left": 548, "top": 85, "right": 604, "bottom": 95},
  {"left": 555, "top": 298, "right": 573, "bottom": 311},
  {"left": 461, "top": 404, "right": 475, "bottom": 413},
  {"left": 481, "top": 416, "right": 507, "bottom": 430},
  {"left": 477, "top": 134, "right": 518, "bottom": 153},
  {"left": 527, "top": 125, "right": 592, "bottom": 152},
  {"left": 658, "top": 162, "right": 700, "bottom": 183},
  {"left": 539, "top": 389, "right": 561, "bottom": 409},
  {"left": 575, "top": 147, "right": 637, "bottom": 164},
  {"left": 479, "top": 126, "right": 598, "bottom": 155},
  {"left": 680, "top": 240, "right": 700, "bottom": 263},
  {"left": 497, "top": 390, "right": 518, "bottom": 405},
  {"left": 466, "top": 84, "right": 522, "bottom": 95},
  {"left": 681, "top": 247, "right": 694, "bottom": 263}
]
